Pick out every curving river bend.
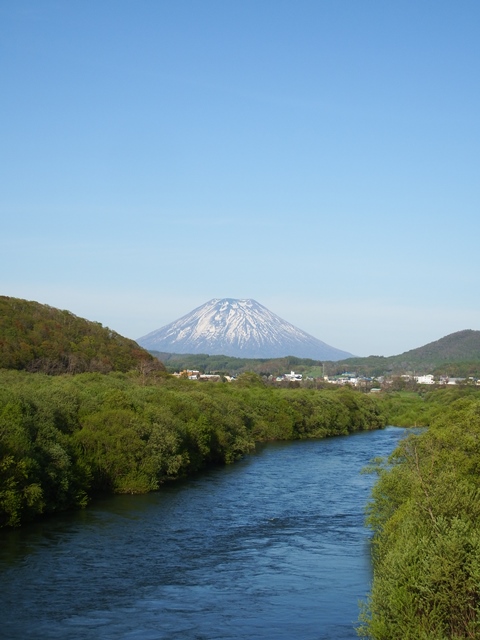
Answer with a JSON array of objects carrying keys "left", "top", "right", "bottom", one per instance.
[{"left": 0, "top": 426, "right": 407, "bottom": 640}]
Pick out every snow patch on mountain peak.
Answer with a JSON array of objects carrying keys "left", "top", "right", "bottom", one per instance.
[{"left": 137, "top": 298, "right": 353, "bottom": 361}]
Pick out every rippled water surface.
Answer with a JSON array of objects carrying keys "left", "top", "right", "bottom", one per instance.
[{"left": 0, "top": 426, "right": 407, "bottom": 639}]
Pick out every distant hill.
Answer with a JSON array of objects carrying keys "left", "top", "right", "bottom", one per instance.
[
  {"left": 138, "top": 298, "right": 353, "bottom": 361},
  {"left": 153, "top": 330, "right": 480, "bottom": 379},
  {"left": 152, "top": 351, "right": 323, "bottom": 377},
  {"left": 336, "top": 330, "right": 480, "bottom": 376},
  {"left": 0, "top": 296, "right": 163, "bottom": 374}
]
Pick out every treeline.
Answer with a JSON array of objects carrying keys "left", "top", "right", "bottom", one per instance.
[
  {"left": 0, "top": 369, "right": 386, "bottom": 528},
  {"left": 0, "top": 296, "right": 160, "bottom": 374},
  {"left": 359, "top": 395, "right": 480, "bottom": 638},
  {"left": 431, "top": 361, "right": 480, "bottom": 379},
  {"left": 374, "top": 386, "right": 480, "bottom": 428},
  {"left": 153, "top": 351, "right": 322, "bottom": 377}
]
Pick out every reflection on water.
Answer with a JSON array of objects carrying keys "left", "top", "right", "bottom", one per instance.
[{"left": 0, "top": 427, "right": 407, "bottom": 639}]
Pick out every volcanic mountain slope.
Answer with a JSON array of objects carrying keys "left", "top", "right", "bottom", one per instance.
[{"left": 137, "top": 298, "right": 353, "bottom": 361}]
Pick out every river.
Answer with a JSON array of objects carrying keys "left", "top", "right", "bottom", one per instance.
[{"left": 0, "top": 426, "right": 407, "bottom": 640}]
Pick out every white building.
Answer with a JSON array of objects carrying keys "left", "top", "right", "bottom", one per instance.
[
  {"left": 415, "top": 374, "right": 435, "bottom": 385},
  {"left": 277, "top": 371, "right": 303, "bottom": 382}
]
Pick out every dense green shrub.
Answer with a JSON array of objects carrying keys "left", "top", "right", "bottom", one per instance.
[
  {"left": 0, "top": 370, "right": 393, "bottom": 527},
  {"left": 359, "top": 397, "right": 480, "bottom": 639}
]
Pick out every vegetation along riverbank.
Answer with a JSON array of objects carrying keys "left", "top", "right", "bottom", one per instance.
[
  {"left": 358, "top": 392, "right": 480, "bottom": 638},
  {"left": 1, "top": 363, "right": 475, "bottom": 529},
  {"left": 0, "top": 368, "right": 388, "bottom": 528}
]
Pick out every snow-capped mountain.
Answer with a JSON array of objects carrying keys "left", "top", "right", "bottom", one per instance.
[{"left": 137, "top": 298, "right": 353, "bottom": 361}]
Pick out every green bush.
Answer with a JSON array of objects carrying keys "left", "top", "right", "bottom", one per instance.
[
  {"left": 359, "top": 398, "right": 480, "bottom": 638},
  {"left": 2, "top": 370, "right": 446, "bottom": 529}
]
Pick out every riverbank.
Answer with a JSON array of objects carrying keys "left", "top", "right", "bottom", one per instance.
[
  {"left": 358, "top": 395, "right": 480, "bottom": 638},
  {"left": 2, "top": 369, "right": 476, "bottom": 529},
  {"left": 0, "top": 369, "right": 385, "bottom": 528}
]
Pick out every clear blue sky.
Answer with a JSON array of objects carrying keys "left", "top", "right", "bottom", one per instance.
[{"left": 2, "top": 1, "right": 479, "bottom": 357}]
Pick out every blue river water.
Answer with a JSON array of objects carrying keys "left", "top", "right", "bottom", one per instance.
[{"left": 0, "top": 426, "right": 407, "bottom": 640}]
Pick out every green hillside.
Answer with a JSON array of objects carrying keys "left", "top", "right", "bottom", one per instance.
[
  {"left": 395, "top": 329, "right": 480, "bottom": 366},
  {"left": 336, "top": 330, "right": 480, "bottom": 377},
  {"left": 0, "top": 296, "right": 164, "bottom": 374}
]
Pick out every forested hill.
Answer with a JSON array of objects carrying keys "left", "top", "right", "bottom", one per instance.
[
  {"left": 0, "top": 296, "right": 163, "bottom": 374},
  {"left": 338, "top": 329, "right": 480, "bottom": 376},
  {"left": 395, "top": 329, "right": 480, "bottom": 365}
]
